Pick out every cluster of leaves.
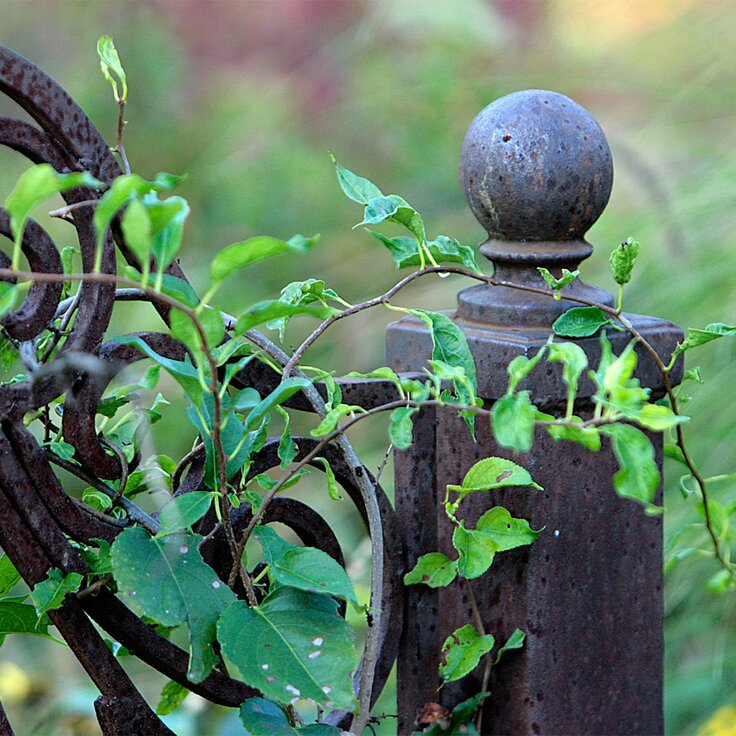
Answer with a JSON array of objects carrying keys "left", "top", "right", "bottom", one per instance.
[{"left": 2, "top": 36, "right": 736, "bottom": 736}]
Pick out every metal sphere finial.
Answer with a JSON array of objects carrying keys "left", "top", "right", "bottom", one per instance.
[{"left": 460, "top": 90, "right": 613, "bottom": 243}]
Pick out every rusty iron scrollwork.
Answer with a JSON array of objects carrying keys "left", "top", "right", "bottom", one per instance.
[{"left": 0, "top": 46, "right": 403, "bottom": 735}]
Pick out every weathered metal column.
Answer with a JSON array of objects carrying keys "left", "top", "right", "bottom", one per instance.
[{"left": 388, "top": 90, "right": 682, "bottom": 735}]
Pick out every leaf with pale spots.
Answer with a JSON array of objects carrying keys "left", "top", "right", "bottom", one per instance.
[
  {"left": 218, "top": 587, "right": 357, "bottom": 711},
  {"left": 111, "top": 527, "right": 235, "bottom": 683}
]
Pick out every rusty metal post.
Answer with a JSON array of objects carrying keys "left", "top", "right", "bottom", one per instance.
[{"left": 388, "top": 90, "right": 682, "bottom": 736}]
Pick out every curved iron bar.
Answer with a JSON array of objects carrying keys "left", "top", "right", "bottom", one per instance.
[{"left": 0, "top": 45, "right": 404, "bottom": 735}]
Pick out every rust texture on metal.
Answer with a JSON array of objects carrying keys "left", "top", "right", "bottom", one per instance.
[
  {"left": 0, "top": 46, "right": 402, "bottom": 735},
  {"left": 389, "top": 90, "right": 680, "bottom": 735}
]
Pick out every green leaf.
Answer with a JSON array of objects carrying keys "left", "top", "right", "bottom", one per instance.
[
  {"left": 545, "top": 421, "right": 601, "bottom": 451},
  {"left": 334, "top": 161, "right": 383, "bottom": 204},
  {"left": 370, "top": 232, "right": 479, "bottom": 272},
  {"left": 310, "top": 404, "right": 365, "bottom": 437},
  {"left": 706, "top": 569, "right": 735, "bottom": 595},
  {"left": 111, "top": 527, "right": 236, "bottom": 683},
  {"left": 114, "top": 334, "right": 203, "bottom": 405},
  {"left": 609, "top": 237, "right": 640, "bottom": 285},
  {"left": 537, "top": 267, "right": 579, "bottom": 299},
  {"left": 448, "top": 457, "right": 542, "bottom": 496},
  {"left": 120, "top": 197, "right": 152, "bottom": 266},
  {"left": 239, "top": 697, "right": 297, "bottom": 736},
  {"left": 494, "top": 628, "right": 525, "bottom": 664},
  {"left": 255, "top": 527, "right": 357, "bottom": 606},
  {"left": 492, "top": 391, "right": 537, "bottom": 453},
  {"left": 600, "top": 424, "right": 660, "bottom": 504},
  {"left": 664, "top": 443, "right": 687, "bottom": 466},
  {"left": 313, "top": 457, "right": 341, "bottom": 501},
  {"left": 82, "top": 487, "right": 112, "bottom": 512},
  {"left": 97, "top": 35, "right": 127, "bottom": 101},
  {"left": 5, "top": 164, "right": 103, "bottom": 266},
  {"left": 81, "top": 539, "right": 113, "bottom": 576},
  {"left": 266, "top": 279, "right": 341, "bottom": 339},
  {"left": 211, "top": 235, "right": 319, "bottom": 285},
  {"left": 246, "top": 378, "right": 312, "bottom": 432},
  {"left": 0, "top": 555, "right": 21, "bottom": 596},
  {"left": 218, "top": 587, "right": 357, "bottom": 710},
  {"left": 403, "top": 552, "right": 457, "bottom": 588},
  {"left": 158, "top": 492, "right": 215, "bottom": 534},
  {"left": 235, "top": 300, "right": 334, "bottom": 336},
  {"left": 476, "top": 507, "right": 541, "bottom": 551},
  {"left": 145, "top": 194, "right": 190, "bottom": 273},
  {"left": 30, "top": 569, "right": 84, "bottom": 616},
  {"left": 0, "top": 602, "right": 58, "bottom": 642},
  {"left": 389, "top": 406, "right": 419, "bottom": 450},
  {"left": 0, "top": 337, "right": 18, "bottom": 371},
  {"left": 360, "top": 194, "right": 427, "bottom": 243},
  {"left": 170, "top": 306, "right": 224, "bottom": 355},
  {"left": 156, "top": 679, "right": 190, "bottom": 716},
  {"left": 411, "top": 310, "right": 476, "bottom": 387},
  {"left": 0, "top": 283, "right": 22, "bottom": 320},
  {"left": 505, "top": 345, "right": 547, "bottom": 394},
  {"left": 42, "top": 439, "right": 76, "bottom": 462},
  {"left": 124, "top": 267, "right": 200, "bottom": 308},
  {"left": 633, "top": 404, "right": 689, "bottom": 432},
  {"left": 672, "top": 323, "right": 736, "bottom": 361},
  {"left": 95, "top": 173, "right": 183, "bottom": 259},
  {"left": 277, "top": 407, "right": 297, "bottom": 469},
  {"left": 440, "top": 624, "right": 495, "bottom": 682},
  {"left": 548, "top": 341, "right": 588, "bottom": 415},
  {"left": 452, "top": 523, "right": 497, "bottom": 579},
  {"left": 553, "top": 307, "right": 611, "bottom": 338}
]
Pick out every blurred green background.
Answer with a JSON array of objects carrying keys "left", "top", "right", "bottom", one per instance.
[{"left": 1, "top": 0, "right": 735, "bottom": 733}]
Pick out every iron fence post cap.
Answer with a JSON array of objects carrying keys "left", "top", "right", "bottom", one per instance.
[{"left": 460, "top": 89, "right": 613, "bottom": 249}]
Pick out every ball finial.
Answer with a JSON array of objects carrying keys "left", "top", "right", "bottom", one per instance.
[{"left": 460, "top": 90, "right": 613, "bottom": 243}]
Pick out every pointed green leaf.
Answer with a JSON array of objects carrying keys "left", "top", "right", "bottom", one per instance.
[
  {"left": 211, "top": 235, "right": 319, "bottom": 285},
  {"left": 158, "top": 492, "right": 215, "bottom": 534},
  {"left": 448, "top": 457, "right": 542, "bottom": 495},
  {"left": 5, "top": 164, "right": 103, "bottom": 265},
  {"left": 403, "top": 552, "right": 457, "bottom": 588},
  {"left": 545, "top": 422, "right": 601, "bottom": 451},
  {"left": 313, "top": 457, "right": 341, "bottom": 501},
  {"left": 633, "top": 404, "right": 689, "bottom": 432},
  {"left": 553, "top": 307, "right": 611, "bottom": 338},
  {"left": 218, "top": 587, "right": 357, "bottom": 710},
  {"left": 494, "top": 628, "right": 525, "bottom": 664},
  {"left": 111, "top": 527, "right": 235, "bottom": 683},
  {"left": 334, "top": 162, "right": 383, "bottom": 204},
  {"left": 156, "top": 679, "right": 190, "bottom": 716},
  {"left": 255, "top": 527, "right": 357, "bottom": 606},
  {"left": 672, "top": 323, "right": 736, "bottom": 361},
  {"left": 0, "top": 602, "right": 58, "bottom": 642},
  {"left": 97, "top": 35, "right": 127, "bottom": 101},
  {"left": 389, "top": 406, "right": 419, "bottom": 450},
  {"left": 492, "top": 391, "right": 537, "bottom": 453},
  {"left": 476, "top": 507, "right": 541, "bottom": 551},
  {"left": 235, "top": 300, "right": 335, "bottom": 337},
  {"left": 452, "top": 523, "right": 497, "bottom": 579},
  {"left": 609, "top": 237, "right": 640, "bottom": 285},
  {"left": 600, "top": 424, "right": 660, "bottom": 504},
  {"left": 440, "top": 624, "right": 495, "bottom": 682},
  {"left": 30, "top": 569, "right": 84, "bottom": 616},
  {"left": 0, "top": 555, "right": 21, "bottom": 596}
]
